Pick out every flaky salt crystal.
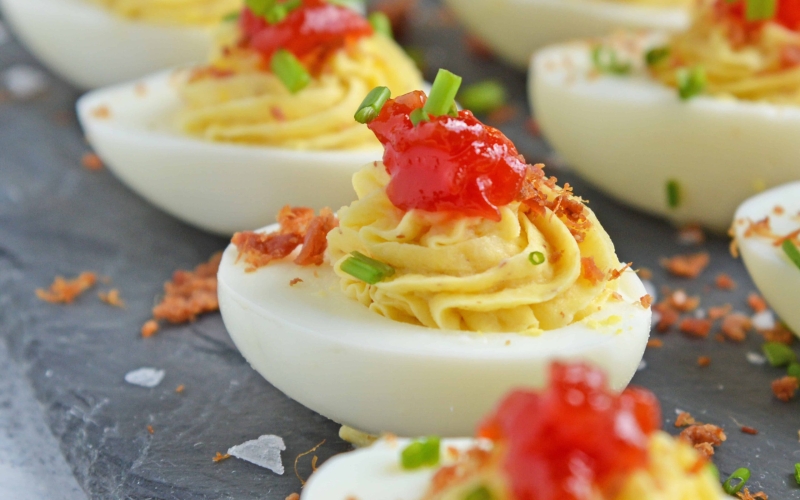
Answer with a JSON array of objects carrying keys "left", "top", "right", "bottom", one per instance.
[
  {"left": 2, "top": 65, "right": 48, "bottom": 99},
  {"left": 637, "top": 360, "right": 647, "bottom": 371},
  {"left": 751, "top": 310, "right": 775, "bottom": 331},
  {"left": 228, "top": 435, "right": 286, "bottom": 474},
  {"left": 746, "top": 352, "right": 766, "bottom": 366},
  {"left": 124, "top": 367, "right": 165, "bottom": 388}
]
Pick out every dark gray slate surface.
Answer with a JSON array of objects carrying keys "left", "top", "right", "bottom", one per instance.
[{"left": 1, "top": 1, "right": 799, "bottom": 498}]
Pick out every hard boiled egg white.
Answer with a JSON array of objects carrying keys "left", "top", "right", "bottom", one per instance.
[
  {"left": 217, "top": 224, "right": 651, "bottom": 437},
  {"left": 443, "top": 0, "right": 688, "bottom": 69},
  {"left": 733, "top": 182, "right": 800, "bottom": 337},
  {"left": 76, "top": 70, "right": 381, "bottom": 235},
  {"left": 0, "top": 0, "right": 219, "bottom": 89},
  {"left": 531, "top": 33, "right": 800, "bottom": 232}
]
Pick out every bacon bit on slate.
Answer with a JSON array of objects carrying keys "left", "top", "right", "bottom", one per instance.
[
  {"left": 639, "top": 294, "right": 653, "bottom": 308},
  {"left": 661, "top": 252, "right": 710, "bottom": 278},
  {"left": 464, "top": 34, "right": 493, "bottom": 58},
  {"left": 761, "top": 324, "right": 794, "bottom": 345},
  {"left": 285, "top": 494, "right": 300, "bottom": 500},
  {"left": 147, "top": 425, "right": 154, "bottom": 435},
  {"left": 737, "top": 488, "right": 768, "bottom": 500},
  {"left": 771, "top": 376, "right": 799, "bottom": 402},
  {"left": 667, "top": 290, "right": 700, "bottom": 312},
  {"left": 646, "top": 338, "right": 663, "bottom": 348},
  {"left": 232, "top": 206, "right": 337, "bottom": 271},
  {"left": 609, "top": 262, "right": 632, "bottom": 281},
  {"left": 693, "top": 442, "right": 715, "bottom": 458},
  {"left": 141, "top": 320, "right": 159, "bottom": 338},
  {"left": 213, "top": 452, "right": 231, "bottom": 463},
  {"left": 715, "top": 273, "right": 737, "bottom": 290},
  {"left": 289, "top": 278, "right": 303, "bottom": 286},
  {"left": 655, "top": 306, "right": 679, "bottom": 333},
  {"left": 637, "top": 267, "right": 653, "bottom": 280},
  {"left": 697, "top": 356, "right": 711, "bottom": 367},
  {"left": 747, "top": 293, "right": 768, "bottom": 313},
  {"left": 98, "top": 288, "right": 125, "bottom": 308},
  {"left": 679, "top": 424, "right": 726, "bottom": 456},
  {"left": 708, "top": 304, "right": 733, "bottom": 320},
  {"left": 580, "top": 257, "right": 605, "bottom": 285},
  {"left": 91, "top": 105, "right": 111, "bottom": 119},
  {"left": 741, "top": 425, "right": 758, "bottom": 435},
  {"left": 675, "top": 411, "right": 696, "bottom": 427},
  {"left": 36, "top": 272, "right": 97, "bottom": 304},
  {"left": 714, "top": 333, "right": 725, "bottom": 342},
  {"left": 175, "top": 384, "right": 185, "bottom": 394},
  {"left": 721, "top": 313, "right": 752, "bottom": 342},
  {"left": 677, "top": 223, "right": 705, "bottom": 245},
  {"left": 679, "top": 318, "right": 713, "bottom": 338},
  {"left": 81, "top": 152, "right": 103, "bottom": 171}
]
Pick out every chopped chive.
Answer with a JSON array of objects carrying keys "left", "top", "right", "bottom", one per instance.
[
  {"left": 762, "top": 341, "right": 797, "bottom": 367},
  {"left": 354, "top": 86, "right": 391, "bottom": 124},
  {"left": 782, "top": 239, "right": 800, "bottom": 270},
  {"left": 410, "top": 107, "right": 429, "bottom": 126},
  {"left": 676, "top": 66, "right": 706, "bottom": 100},
  {"left": 666, "top": 179, "right": 681, "bottom": 209},
  {"left": 529, "top": 251, "right": 545, "bottom": 265},
  {"left": 340, "top": 251, "right": 395, "bottom": 285},
  {"left": 448, "top": 102, "right": 459, "bottom": 117},
  {"left": 265, "top": 0, "right": 301, "bottom": 23},
  {"left": 245, "top": 0, "right": 275, "bottom": 16},
  {"left": 722, "top": 468, "right": 751, "bottom": 495},
  {"left": 222, "top": 11, "right": 240, "bottom": 22},
  {"left": 746, "top": 0, "right": 777, "bottom": 21},
  {"left": 464, "top": 485, "right": 493, "bottom": 500},
  {"left": 368, "top": 12, "right": 393, "bottom": 38},
  {"left": 271, "top": 49, "right": 310, "bottom": 93},
  {"left": 591, "top": 46, "right": 631, "bottom": 75},
  {"left": 788, "top": 362, "right": 800, "bottom": 379},
  {"left": 645, "top": 46, "right": 670, "bottom": 66},
  {"left": 423, "top": 69, "right": 463, "bottom": 118},
  {"left": 458, "top": 80, "right": 507, "bottom": 114},
  {"left": 795, "top": 463, "right": 800, "bottom": 485},
  {"left": 400, "top": 436, "right": 440, "bottom": 470}
]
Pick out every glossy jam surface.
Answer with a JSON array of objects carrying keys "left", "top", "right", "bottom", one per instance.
[
  {"left": 478, "top": 363, "right": 661, "bottom": 500},
  {"left": 367, "top": 91, "right": 528, "bottom": 221},
  {"left": 715, "top": 0, "right": 800, "bottom": 32},
  {"left": 239, "top": 0, "right": 373, "bottom": 65}
]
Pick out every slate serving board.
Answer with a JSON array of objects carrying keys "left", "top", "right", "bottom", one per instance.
[{"left": 1, "top": 0, "right": 799, "bottom": 498}]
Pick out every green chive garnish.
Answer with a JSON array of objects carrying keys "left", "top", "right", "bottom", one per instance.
[
  {"left": 722, "top": 468, "right": 751, "bottom": 495},
  {"left": 529, "top": 251, "right": 545, "bottom": 265},
  {"left": 400, "top": 436, "right": 440, "bottom": 470},
  {"left": 746, "top": 0, "right": 777, "bottom": 21},
  {"left": 788, "top": 362, "right": 800, "bottom": 379},
  {"left": 265, "top": 0, "right": 301, "bottom": 23},
  {"left": 762, "top": 341, "right": 797, "bottom": 367},
  {"left": 458, "top": 80, "right": 507, "bottom": 114},
  {"left": 222, "top": 11, "right": 240, "bottom": 22},
  {"left": 782, "top": 239, "right": 800, "bottom": 270},
  {"left": 677, "top": 66, "right": 706, "bottom": 100},
  {"left": 795, "top": 463, "right": 800, "bottom": 485},
  {"left": 354, "top": 86, "right": 391, "bottom": 124},
  {"left": 666, "top": 179, "right": 681, "bottom": 209},
  {"left": 645, "top": 46, "right": 670, "bottom": 66},
  {"left": 271, "top": 49, "right": 310, "bottom": 93},
  {"left": 464, "top": 485, "right": 493, "bottom": 500},
  {"left": 423, "top": 69, "right": 463, "bottom": 118},
  {"left": 368, "top": 12, "right": 393, "bottom": 38},
  {"left": 246, "top": 0, "right": 275, "bottom": 16},
  {"left": 591, "top": 46, "right": 631, "bottom": 75},
  {"left": 340, "top": 251, "right": 395, "bottom": 285},
  {"left": 409, "top": 107, "right": 429, "bottom": 126}
]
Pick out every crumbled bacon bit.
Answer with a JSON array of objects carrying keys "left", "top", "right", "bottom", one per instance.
[
  {"left": 637, "top": 267, "right": 653, "bottom": 280},
  {"left": 721, "top": 313, "right": 751, "bottom": 342},
  {"left": 289, "top": 278, "right": 303, "bottom": 286},
  {"left": 646, "top": 338, "right": 663, "bottom": 348},
  {"left": 639, "top": 294, "right": 653, "bottom": 308},
  {"left": 518, "top": 165, "right": 591, "bottom": 242},
  {"left": 175, "top": 384, "right": 185, "bottom": 393},
  {"left": 141, "top": 320, "right": 159, "bottom": 338},
  {"left": 81, "top": 152, "right": 103, "bottom": 171},
  {"left": 771, "top": 376, "right": 798, "bottom": 402},
  {"left": 747, "top": 293, "right": 768, "bottom": 313},
  {"left": 36, "top": 272, "right": 97, "bottom": 304},
  {"left": 675, "top": 411, "right": 696, "bottom": 427},
  {"left": 708, "top": 304, "right": 733, "bottom": 320},
  {"left": 680, "top": 424, "right": 726, "bottom": 450},
  {"left": 667, "top": 290, "right": 700, "bottom": 312},
  {"left": 147, "top": 425, "right": 154, "bottom": 434},
  {"left": 655, "top": 306, "right": 680, "bottom": 333},
  {"left": 294, "top": 208, "right": 337, "bottom": 266},
  {"left": 737, "top": 488, "right": 768, "bottom": 500},
  {"left": 693, "top": 442, "right": 715, "bottom": 458},
  {"left": 609, "top": 262, "right": 632, "bottom": 281},
  {"left": 213, "top": 452, "right": 231, "bottom": 463},
  {"left": 741, "top": 425, "right": 758, "bottom": 435},
  {"left": 285, "top": 494, "right": 300, "bottom": 500},
  {"left": 146, "top": 253, "right": 222, "bottom": 332},
  {"left": 677, "top": 223, "right": 705, "bottom": 245},
  {"left": 98, "top": 288, "right": 125, "bottom": 308},
  {"left": 761, "top": 324, "right": 794, "bottom": 345},
  {"left": 91, "top": 105, "right": 110, "bottom": 119},
  {"left": 715, "top": 273, "right": 737, "bottom": 290},
  {"left": 679, "top": 318, "right": 713, "bottom": 338},
  {"left": 697, "top": 356, "right": 711, "bottom": 367},
  {"left": 580, "top": 257, "right": 605, "bottom": 285},
  {"left": 661, "top": 252, "right": 710, "bottom": 279}
]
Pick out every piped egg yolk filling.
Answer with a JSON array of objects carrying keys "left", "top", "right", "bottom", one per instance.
[
  {"left": 176, "top": 0, "right": 423, "bottom": 149},
  {"left": 602, "top": 0, "right": 692, "bottom": 8},
  {"left": 87, "top": 0, "right": 241, "bottom": 25}
]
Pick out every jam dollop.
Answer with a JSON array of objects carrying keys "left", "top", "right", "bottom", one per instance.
[
  {"left": 367, "top": 91, "right": 528, "bottom": 221},
  {"left": 478, "top": 363, "right": 661, "bottom": 500},
  {"left": 715, "top": 0, "right": 800, "bottom": 33},
  {"left": 240, "top": 0, "right": 373, "bottom": 67}
]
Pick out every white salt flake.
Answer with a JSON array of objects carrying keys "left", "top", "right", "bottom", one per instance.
[
  {"left": 637, "top": 360, "right": 647, "bottom": 371},
  {"left": 124, "top": 367, "right": 165, "bottom": 388},
  {"left": 642, "top": 280, "right": 657, "bottom": 303},
  {"left": 650, "top": 311, "right": 661, "bottom": 327},
  {"left": 746, "top": 352, "right": 766, "bottom": 366},
  {"left": 694, "top": 308, "right": 706, "bottom": 319},
  {"left": 752, "top": 310, "right": 775, "bottom": 331},
  {"left": 2, "top": 65, "right": 48, "bottom": 99},
  {"left": 674, "top": 408, "right": 685, "bottom": 415},
  {"left": 228, "top": 435, "right": 286, "bottom": 474}
]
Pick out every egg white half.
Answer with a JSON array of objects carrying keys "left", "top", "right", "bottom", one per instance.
[
  {"left": 0, "top": 0, "right": 218, "bottom": 89},
  {"left": 443, "top": 0, "right": 688, "bottom": 69},
  {"left": 531, "top": 34, "right": 800, "bottom": 232},
  {"left": 217, "top": 224, "right": 651, "bottom": 437},
  {"left": 733, "top": 182, "right": 800, "bottom": 337},
  {"left": 76, "top": 70, "right": 381, "bottom": 235}
]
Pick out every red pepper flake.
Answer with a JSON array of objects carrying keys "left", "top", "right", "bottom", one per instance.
[
  {"left": 639, "top": 294, "right": 653, "bottom": 308},
  {"left": 646, "top": 338, "right": 663, "bottom": 348},
  {"left": 771, "top": 376, "right": 798, "bottom": 402},
  {"left": 580, "top": 257, "right": 605, "bottom": 285},
  {"left": 141, "top": 320, "right": 159, "bottom": 338},
  {"left": 289, "top": 278, "right": 303, "bottom": 286},
  {"left": 36, "top": 272, "right": 97, "bottom": 304},
  {"left": 661, "top": 252, "right": 710, "bottom": 279},
  {"left": 675, "top": 411, "right": 696, "bottom": 427},
  {"left": 747, "top": 293, "right": 768, "bottom": 313},
  {"left": 721, "top": 313, "right": 752, "bottom": 342},
  {"left": 98, "top": 288, "right": 125, "bottom": 308},
  {"left": 679, "top": 318, "right": 713, "bottom": 338},
  {"left": 741, "top": 425, "right": 758, "bottom": 435},
  {"left": 708, "top": 304, "right": 733, "bottom": 320},
  {"left": 213, "top": 452, "right": 231, "bottom": 463},
  {"left": 697, "top": 355, "right": 711, "bottom": 367},
  {"left": 175, "top": 384, "right": 185, "bottom": 394},
  {"left": 715, "top": 273, "right": 737, "bottom": 290},
  {"left": 147, "top": 425, "right": 154, "bottom": 435},
  {"left": 81, "top": 152, "right": 103, "bottom": 171}
]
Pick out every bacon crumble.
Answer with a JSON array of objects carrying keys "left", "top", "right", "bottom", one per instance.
[
  {"left": 747, "top": 293, "right": 768, "bottom": 313},
  {"left": 740, "top": 425, "right": 758, "bottom": 435},
  {"left": 580, "top": 257, "right": 605, "bottom": 285},
  {"left": 721, "top": 313, "right": 752, "bottom": 342},
  {"left": 518, "top": 164, "right": 591, "bottom": 242},
  {"left": 36, "top": 272, "right": 97, "bottom": 304},
  {"left": 679, "top": 318, "right": 713, "bottom": 338},
  {"left": 639, "top": 294, "right": 653, "bottom": 308},
  {"left": 715, "top": 273, "right": 737, "bottom": 290},
  {"left": 697, "top": 355, "right": 711, "bottom": 367},
  {"left": 771, "top": 376, "right": 798, "bottom": 402},
  {"left": 674, "top": 411, "right": 696, "bottom": 427},
  {"left": 98, "top": 288, "right": 125, "bottom": 308},
  {"left": 661, "top": 252, "right": 710, "bottom": 279},
  {"left": 679, "top": 424, "right": 726, "bottom": 457},
  {"left": 81, "top": 152, "right": 103, "bottom": 171}
]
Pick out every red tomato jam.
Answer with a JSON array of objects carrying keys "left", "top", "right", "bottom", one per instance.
[
  {"left": 715, "top": 0, "right": 800, "bottom": 33},
  {"left": 367, "top": 91, "right": 528, "bottom": 221},
  {"left": 478, "top": 363, "right": 661, "bottom": 500},
  {"left": 239, "top": 0, "right": 373, "bottom": 64}
]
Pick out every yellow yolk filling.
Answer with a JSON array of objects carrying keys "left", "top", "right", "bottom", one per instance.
[
  {"left": 326, "top": 163, "right": 621, "bottom": 334},
  {"left": 88, "top": 0, "right": 240, "bottom": 25}
]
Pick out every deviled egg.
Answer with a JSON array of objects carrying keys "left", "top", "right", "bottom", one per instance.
[
  {"left": 217, "top": 71, "right": 651, "bottom": 437},
  {"left": 444, "top": 0, "right": 690, "bottom": 69},
  {"left": 532, "top": 0, "right": 800, "bottom": 231},
  {"left": 77, "top": 0, "right": 423, "bottom": 235},
  {"left": 303, "top": 362, "right": 727, "bottom": 500},
  {"left": 0, "top": 0, "right": 241, "bottom": 89},
  {"left": 733, "top": 182, "right": 800, "bottom": 337}
]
